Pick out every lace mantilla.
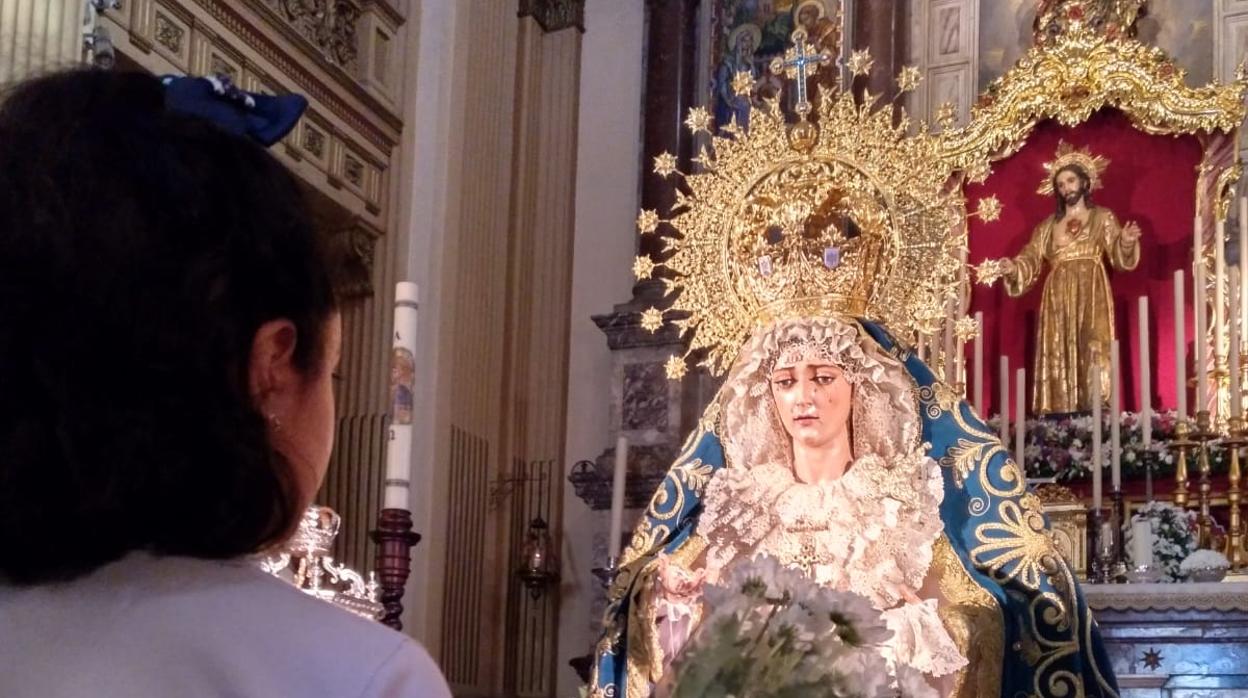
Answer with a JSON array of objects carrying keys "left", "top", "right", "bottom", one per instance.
[{"left": 697, "top": 449, "right": 967, "bottom": 679}]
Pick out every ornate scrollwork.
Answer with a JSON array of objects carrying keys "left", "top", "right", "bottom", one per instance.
[
  {"left": 941, "top": 24, "right": 1248, "bottom": 170},
  {"left": 262, "top": 0, "right": 360, "bottom": 71}
]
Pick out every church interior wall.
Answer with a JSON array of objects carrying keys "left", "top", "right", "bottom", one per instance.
[{"left": 556, "top": 0, "right": 646, "bottom": 694}]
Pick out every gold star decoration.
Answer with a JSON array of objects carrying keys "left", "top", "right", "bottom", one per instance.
[
  {"left": 954, "top": 315, "right": 981, "bottom": 342},
  {"left": 684, "top": 106, "right": 712, "bottom": 134},
  {"left": 636, "top": 209, "right": 660, "bottom": 235},
  {"left": 896, "top": 65, "right": 922, "bottom": 93},
  {"left": 652, "top": 152, "right": 678, "bottom": 178},
  {"left": 847, "top": 49, "right": 874, "bottom": 78},
  {"left": 1141, "top": 647, "right": 1164, "bottom": 671},
  {"left": 731, "top": 70, "right": 754, "bottom": 97},
  {"left": 966, "top": 160, "right": 993, "bottom": 184},
  {"left": 664, "top": 354, "right": 688, "bottom": 380},
  {"left": 976, "top": 195, "right": 1003, "bottom": 223},
  {"left": 935, "top": 102, "right": 958, "bottom": 128},
  {"left": 633, "top": 255, "right": 657, "bottom": 281},
  {"left": 640, "top": 307, "right": 665, "bottom": 333}
]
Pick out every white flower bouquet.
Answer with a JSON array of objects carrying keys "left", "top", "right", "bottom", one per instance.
[
  {"left": 1180, "top": 549, "right": 1230, "bottom": 582},
  {"left": 1125, "top": 501, "right": 1198, "bottom": 582},
  {"left": 668, "top": 555, "right": 934, "bottom": 698}
]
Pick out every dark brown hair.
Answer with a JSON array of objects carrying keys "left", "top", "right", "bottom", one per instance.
[{"left": 0, "top": 69, "right": 337, "bottom": 583}]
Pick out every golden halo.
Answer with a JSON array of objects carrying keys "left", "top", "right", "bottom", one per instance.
[{"left": 1037, "top": 140, "right": 1109, "bottom": 195}]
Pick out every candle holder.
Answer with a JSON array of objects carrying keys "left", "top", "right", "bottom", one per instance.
[
  {"left": 592, "top": 555, "right": 621, "bottom": 589},
  {"left": 1109, "top": 489, "right": 1128, "bottom": 581},
  {"left": 1192, "top": 410, "right": 1219, "bottom": 548},
  {"left": 1225, "top": 416, "right": 1247, "bottom": 571},
  {"left": 1169, "top": 419, "right": 1194, "bottom": 509},
  {"left": 370, "top": 508, "right": 422, "bottom": 631},
  {"left": 1088, "top": 508, "right": 1114, "bottom": 584}
]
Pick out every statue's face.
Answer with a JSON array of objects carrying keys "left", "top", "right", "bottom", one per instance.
[
  {"left": 769, "top": 358, "right": 853, "bottom": 451},
  {"left": 1054, "top": 168, "right": 1087, "bottom": 206},
  {"left": 798, "top": 7, "right": 818, "bottom": 28}
]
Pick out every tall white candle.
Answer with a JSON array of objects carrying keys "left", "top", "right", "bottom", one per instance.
[
  {"left": 384, "top": 282, "right": 420, "bottom": 510},
  {"left": 1195, "top": 224, "right": 1209, "bottom": 413},
  {"left": 974, "top": 311, "right": 984, "bottom": 414},
  {"left": 1131, "top": 519, "right": 1154, "bottom": 567},
  {"left": 1015, "top": 368, "right": 1025, "bottom": 468},
  {"left": 1175, "top": 269, "right": 1187, "bottom": 420},
  {"left": 1216, "top": 218, "right": 1227, "bottom": 360},
  {"left": 944, "top": 300, "right": 956, "bottom": 383},
  {"left": 1139, "top": 296, "right": 1151, "bottom": 448},
  {"left": 917, "top": 332, "right": 926, "bottom": 362},
  {"left": 1111, "top": 340, "right": 1122, "bottom": 492},
  {"left": 999, "top": 355, "right": 1009, "bottom": 443},
  {"left": 1092, "top": 364, "right": 1103, "bottom": 511},
  {"left": 608, "top": 435, "right": 628, "bottom": 559},
  {"left": 1240, "top": 197, "right": 1247, "bottom": 333},
  {"left": 1232, "top": 267, "right": 1242, "bottom": 418}
]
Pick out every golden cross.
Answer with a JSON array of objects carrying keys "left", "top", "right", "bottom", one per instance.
[{"left": 769, "top": 29, "right": 833, "bottom": 115}]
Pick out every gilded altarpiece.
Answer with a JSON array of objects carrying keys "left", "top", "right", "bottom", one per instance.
[{"left": 941, "top": 7, "right": 1248, "bottom": 692}]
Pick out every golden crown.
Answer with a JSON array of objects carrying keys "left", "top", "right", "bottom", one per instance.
[{"left": 638, "top": 32, "right": 969, "bottom": 378}]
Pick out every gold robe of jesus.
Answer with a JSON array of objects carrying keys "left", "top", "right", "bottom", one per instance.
[{"left": 1004, "top": 206, "right": 1139, "bottom": 414}]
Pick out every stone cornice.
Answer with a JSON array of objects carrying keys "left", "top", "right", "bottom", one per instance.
[
  {"left": 518, "top": 0, "right": 585, "bottom": 33},
  {"left": 192, "top": 0, "right": 402, "bottom": 151}
]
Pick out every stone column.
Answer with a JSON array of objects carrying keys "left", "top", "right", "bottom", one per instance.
[
  {"left": 850, "top": 0, "right": 908, "bottom": 101},
  {"left": 0, "top": 0, "right": 86, "bottom": 84}
]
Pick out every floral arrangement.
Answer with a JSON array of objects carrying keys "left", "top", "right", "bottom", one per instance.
[
  {"left": 668, "top": 555, "right": 934, "bottom": 698},
  {"left": 984, "top": 410, "right": 1220, "bottom": 482},
  {"left": 1180, "top": 549, "right": 1230, "bottom": 573},
  {"left": 1124, "top": 501, "right": 1198, "bottom": 582}
]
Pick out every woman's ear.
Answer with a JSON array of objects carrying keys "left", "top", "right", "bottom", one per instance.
[{"left": 248, "top": 319, "right": 299, "bottom": 409}]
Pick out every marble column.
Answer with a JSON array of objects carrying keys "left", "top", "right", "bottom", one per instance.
[
  {"left": 850, "top": 0, "right": 908, "bottom": 102},
  {"left": 0, "top": 0, "right": 85, "bottom": 85},
  {"left": 638, "top": 0, "right": 700, "bottom": 262}
]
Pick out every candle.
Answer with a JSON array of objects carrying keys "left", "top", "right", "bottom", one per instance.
[
  {"left": 384, "top": 282, "right": 420, "bottom": 510},
  {"left": 1240, "top": 197, "right": 1247, "bottom": 333},
  {"left": 1175, "top": 269, "right": 1187, "bottom": 420},
  {"left": 1216, "top": 218, "right": 1227, "bottom": 360},
  {"left": 1139, "top": 296, "right": 1151, "bottom": 447},
  {"left": 1233, "top": 267, "right": 1242, "bottom": 418},
  {"left": 1131, "top": 519, "right": 1154, "bottom": 568},
  {"left": 1015, "top": 368, "right": 1025, "bottom": 468},
  {"left": 1000, "top": 355, "right": 1010, "bottom": 443},
  {"left": 954, "top": 333, "right": 966, "bottom": 394},
  {"left": 1092, "top": 364, "right": 1103, "bottom": 511},
  {"left": 944, "top": 299, "right": 956, "bottom": 384},
  {"left": 608, "top": 435, "right": 628, "bottom": 559},
  {"left": 917, "top": 332, "right": 926, "bottom": 362},
  {"left": 1195, "top": 227, "right": 1209, "bottom": 413},
  {"left": 1111, "top": 339, "right": 1122, "bottom": 492},
  {"left": 974, "top": 311, "right": 984, "bottom": 414}
]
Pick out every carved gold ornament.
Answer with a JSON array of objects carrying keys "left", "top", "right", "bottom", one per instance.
[{"left": 940, "top": 23, "right": 1248, "bottom": 171}]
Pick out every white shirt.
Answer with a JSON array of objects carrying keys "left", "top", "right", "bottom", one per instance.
[{"left": 0, "top": 552, "right": 452, "bottom": 698}]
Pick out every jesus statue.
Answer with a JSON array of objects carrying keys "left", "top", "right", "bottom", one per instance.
[{"left": 985, "top": 142, "right": 1142, "bottom": 414}]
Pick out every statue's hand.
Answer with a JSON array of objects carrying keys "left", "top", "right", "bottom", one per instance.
[
  {"left": 1121, "top": 221, "right": 1142, "bottom": 244},
  {"left": 998, "top": 258, "right": 1016, "bottom": 276}
]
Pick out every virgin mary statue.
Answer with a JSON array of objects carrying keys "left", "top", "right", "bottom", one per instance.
[
  {"left": 592, "top": 32, "right": 1116, "bottom": 698},
  {"left": 590, "top": 316, "right": 1118, "bottom": 697}
]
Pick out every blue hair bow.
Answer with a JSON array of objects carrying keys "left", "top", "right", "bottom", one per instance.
[{"left": 161, "top": 74, "right": 308, "bottom": 147}]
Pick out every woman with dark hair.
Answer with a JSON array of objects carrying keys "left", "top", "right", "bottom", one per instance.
[{"left": 0, "top": 69, "right": 449, "bottom": 697}]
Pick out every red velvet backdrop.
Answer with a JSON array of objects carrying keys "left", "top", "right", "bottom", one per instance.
[{"left": 965, "top": 109, "right": 1202, "bottom": 420}]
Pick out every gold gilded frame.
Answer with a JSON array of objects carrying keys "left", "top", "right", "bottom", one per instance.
[{"left": 941, "top": 22, "right": 1247, "bottom": 222}]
